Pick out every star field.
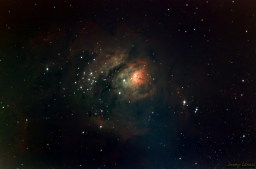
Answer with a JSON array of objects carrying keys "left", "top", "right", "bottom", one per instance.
[{"left": 0, "top": 0, "right": 256, "bottom": 169}]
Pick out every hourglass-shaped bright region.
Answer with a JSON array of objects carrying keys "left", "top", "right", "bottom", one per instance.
[
  {"left": 130, "top": 69, "right": 145, "bottom": 86},
  {"left": 112, "top": 60, "right": 154, "bottom": 101}
]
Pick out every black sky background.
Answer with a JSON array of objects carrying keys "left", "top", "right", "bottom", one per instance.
[{"left": 0, "top": 0, "right": 256, "bottom": 169}]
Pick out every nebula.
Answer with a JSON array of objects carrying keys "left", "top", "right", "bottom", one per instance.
[{"left": 80, "top": 51, "right": 156, "bottom": 103}]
